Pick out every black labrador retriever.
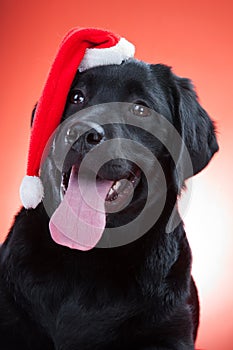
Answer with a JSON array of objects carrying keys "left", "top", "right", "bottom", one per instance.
[{"left": 0, "top": 60, "right": 218, "bottom": 350}]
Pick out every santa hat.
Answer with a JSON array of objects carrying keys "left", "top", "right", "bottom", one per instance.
[{"left": 19, "top": 27, "right": 135, "bottom": 209}]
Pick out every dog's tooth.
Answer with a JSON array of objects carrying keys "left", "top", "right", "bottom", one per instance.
[
  {"left": 113, "top": 181, "right": 121, "bottom": 191},
  {"left": 60, "top": 184, "right": 66, "bottom": 200},
  {"left": 108, "top": 188, "right": 114, "bottom": 196}
]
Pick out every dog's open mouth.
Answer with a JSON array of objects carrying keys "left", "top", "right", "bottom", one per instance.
[
  {"left": 49, "top": 164, "right": 141, "bottom": 251},
  {"left": 61, "top": 165, "right": 141, "bottom": 204}
]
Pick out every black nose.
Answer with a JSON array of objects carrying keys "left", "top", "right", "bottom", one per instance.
[
  {"left": 85, "top": 126, "right": 105, "bottom": 146},
  {"left": 70, "top": 123, "right": 105, "bottom": 153}
]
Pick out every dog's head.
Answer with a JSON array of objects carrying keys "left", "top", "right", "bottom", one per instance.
[{"left": 40, "top": 59, "right": 218, "bottom": 249}]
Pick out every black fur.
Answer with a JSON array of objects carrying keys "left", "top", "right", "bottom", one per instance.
[{"left": 0, "top": 60, "right": 218, "bottom": 350}]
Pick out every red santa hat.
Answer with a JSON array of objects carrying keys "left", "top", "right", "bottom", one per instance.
[{"left": 19, "top": 27, "right": 135, "bottom": 209}]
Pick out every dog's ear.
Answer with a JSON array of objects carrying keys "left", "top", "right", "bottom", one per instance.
[{"left": 174, "top": 75, "right": 219, "bottom": 177}]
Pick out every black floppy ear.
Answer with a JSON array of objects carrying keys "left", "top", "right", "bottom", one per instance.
[{"left": 174, "top": 75, "right": 219, "bottom": 176}]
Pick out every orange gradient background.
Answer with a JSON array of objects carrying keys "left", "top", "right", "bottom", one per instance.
[{"left": 0, "top": 1, "right": 232, "bottom": 349}]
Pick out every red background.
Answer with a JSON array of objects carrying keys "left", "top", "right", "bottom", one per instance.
[{"left": 0, "top": 1, "right": 232, "bottom": 348}]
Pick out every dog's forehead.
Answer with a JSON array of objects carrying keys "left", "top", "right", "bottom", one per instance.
[{"left": 75, "top": 60, "right": 152, "bottom": 88}]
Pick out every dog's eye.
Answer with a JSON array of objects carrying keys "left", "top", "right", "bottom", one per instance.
[
  {"left": 69, "top": 90, "right": 85, "bottom": 105},
  {"left": 131, "top": 103, "right": 151, "bottom": 117}
]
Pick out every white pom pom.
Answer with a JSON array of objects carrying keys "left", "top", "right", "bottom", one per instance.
[{"left": 19, "top": 176, "right": 44, "bottom": 209}]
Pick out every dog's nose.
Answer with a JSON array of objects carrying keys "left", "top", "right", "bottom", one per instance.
[
  {"left": 71, "top": 122, "right": 105, "bottom": 153},
  {"left": 85, "top": 124, "right": 105, "bottom": 146}
]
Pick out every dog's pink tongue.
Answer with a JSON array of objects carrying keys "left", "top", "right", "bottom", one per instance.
[{"left": 49, "top": 167, "right": 112, "bottom": 250}]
